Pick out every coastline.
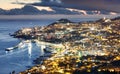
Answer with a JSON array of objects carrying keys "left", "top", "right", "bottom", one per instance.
[
  {"left": 20, "top": 39, "right": 66, "bottom": 73},
  {"left": 6, "top": 17, "right": 120, "bottom": 74}
]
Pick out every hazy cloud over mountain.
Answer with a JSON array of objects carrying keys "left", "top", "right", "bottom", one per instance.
[
  {"left": 61, "top": 0, "right": 120, "bottom": 12},
  {"left": 30, "top": 0, "right": 120, "bottom": 13},
  {"left": 0, "top": 0, "right": 119, "bottom": 15}
]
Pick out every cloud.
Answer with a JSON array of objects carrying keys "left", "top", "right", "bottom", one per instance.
[
  {"left": 61, "top": 0, "right": 120, "bottom": 12},
  {"left": 40, "top": 0, "right": 62, "bottom": 3},
  {"left": 12, "top": 0, "right": 120, "bottom": 13},
  {"left": 11, "top": 0, "right": 40, "bottom": 4},
  {"left": 31, "top": 0, "right": 63, "bottom": 7}
]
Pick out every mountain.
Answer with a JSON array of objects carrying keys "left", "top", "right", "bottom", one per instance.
[
  {"left": 0, "top": 5, "right": 117, "bottom": 15},
  {"left": 0, "top": 8, "right": 6, "bottom": 14},
  {"left": 48, "top": 19, "right": 73, "bottom": 26}
]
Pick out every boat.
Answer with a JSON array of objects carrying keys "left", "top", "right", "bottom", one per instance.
[
  {"left": 43, "top": 46, "right": 57, "bottom": 53},
  {"left": 5, "top": 45, "right": 18, "bottom": 51},
  {"left": 5, "top": 47, "right": 14, "bottom": 51},
  {"left": 5, "top": 40, "right": 30, "bottom": 51}
]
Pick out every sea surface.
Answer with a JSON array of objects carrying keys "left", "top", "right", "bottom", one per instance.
[{"left": 0, "top": 15, "right": 118, "bottom": 74}]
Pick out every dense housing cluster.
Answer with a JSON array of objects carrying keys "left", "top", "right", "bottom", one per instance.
[{"left": 12, "top": 17, "right": 120, "bottom": 74}]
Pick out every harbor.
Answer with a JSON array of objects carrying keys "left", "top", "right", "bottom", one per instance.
[
  {"left": 0, "top": 0, "right": 120, "bottom": 73},
  {"left": 9, "top": 17, "right": 120, "bottom": 74}
]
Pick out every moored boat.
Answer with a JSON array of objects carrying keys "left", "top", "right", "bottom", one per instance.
[{"left": 43, "top": 46, "right": 57, "bottom": 53}]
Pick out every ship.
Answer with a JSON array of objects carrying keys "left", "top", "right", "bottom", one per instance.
[
  {"left": 5, "top": 46, "right": 17, "bottom": 51},
  {"left": 5, "top": 40, "right": 29, "bottom": 51}
]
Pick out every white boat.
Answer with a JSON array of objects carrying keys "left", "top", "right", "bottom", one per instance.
[
  {"left": 5, "top": 47, "right": 14, "bottom": 51},
  {"left": 5, "top": 40, "right": 30, "bottom": 51}
]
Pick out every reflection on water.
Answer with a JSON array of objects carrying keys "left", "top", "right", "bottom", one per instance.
[
  {"left": 28, "top": 41, "right": 32, "bottom": 58},
  {"left": 0, "top": 40, "right": 48, "bottom": 74},
  {"left": 0, "top": 41, "right": 43, "bottom": 74},
  {"left": 40, "top": 45, "right": 46, "bottom": 55}
]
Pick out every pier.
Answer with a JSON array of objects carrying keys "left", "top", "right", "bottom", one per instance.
[{"left": 35, "top": 40, "right": 64, "bottom": 48}]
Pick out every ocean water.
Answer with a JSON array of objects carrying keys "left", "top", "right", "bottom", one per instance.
[
  {"left": 0, "top": 16, "right": 115, "bottom": 74},
  {"left": 0, "top": 19, "right": 56, "bottom": 74}
]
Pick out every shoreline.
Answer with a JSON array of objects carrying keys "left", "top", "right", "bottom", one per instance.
[
  {"left": 8, "top": 17, "right": 120, "bottom": 74},
  {"left": 20, "top": 39, "right": 66, "bottom": 73},
  {"left": 20, "top": 40, "right": 68, "bottom": 74}
]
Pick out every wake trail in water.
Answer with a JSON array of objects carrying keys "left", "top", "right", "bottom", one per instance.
[
  {"left": 10, "top": 63, "right": 24, "bottom": 68},
  {"left": 0, "top": 48, "right": 28, "bottom": 58}
]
